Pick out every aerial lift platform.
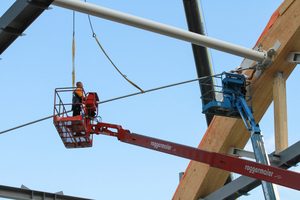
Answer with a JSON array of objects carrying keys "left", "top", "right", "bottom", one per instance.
[
  {"left": 53, "top": 87, "right": 99, "bottom": 148},
  {"left": 1, "top": 0, "right": 299, "bottom": 200},
  {"left": 174, "top": 1, "right": 300, "bottom": 199},
  {"left": 201, "top": 72, "right": 279, "bottom": 199},
  {"left": 53, "top": 75, "right": 300, "bottom": 197}
]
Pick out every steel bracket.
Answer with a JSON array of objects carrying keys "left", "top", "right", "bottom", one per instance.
[
  {"left": 0, "top": 27, "right": 25, "bottom": 36},
  {"left": 285, "top": 52, "right": 300, "bottom": 64},
  {"left": 227, "top": 147, "right": 255, "bottom": 159}
]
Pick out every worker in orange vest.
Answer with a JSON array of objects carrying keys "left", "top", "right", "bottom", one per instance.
[{"left": 72, "top": 81, "right": 85, "bottom": 116}]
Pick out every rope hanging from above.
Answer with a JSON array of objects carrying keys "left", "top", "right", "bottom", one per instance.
[
  {"left": 92, "top": 34, "right": 145, "bottom": 93},
  {"left": 85, "top": 4, "right": 145, "bottom": 93},
  {"left": 72, "top": 11, "right": 76, "bottom": 87},
  {"left": 0, "top": 65, "right": 256, "bottom": 135}
]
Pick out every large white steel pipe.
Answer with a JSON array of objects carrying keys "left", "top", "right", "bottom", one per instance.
[{"left": 52, "top": 0, "right": 265, "bottom": 63}]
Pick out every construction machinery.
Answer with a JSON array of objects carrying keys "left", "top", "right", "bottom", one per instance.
[
  {"left": 201, "top": 72, "right": 279, "bottom": 199},
  {"left": 53, "top": 73, "right": 300, "bottom": 197}
]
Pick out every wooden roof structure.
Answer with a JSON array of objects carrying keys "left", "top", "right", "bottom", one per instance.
[{"left": 173, "top": 0, "right": 300, "bottom": 199}]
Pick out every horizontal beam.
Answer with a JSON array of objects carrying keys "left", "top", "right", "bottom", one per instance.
[
  {"left": 0, "top": 0, "right": 54, "bottom": 55},
  {"left": 227, "top": 147, "right": 256, "bottom": 159},
  {"left": 52, "top": 0, "right": 265, "bottom": 63}
]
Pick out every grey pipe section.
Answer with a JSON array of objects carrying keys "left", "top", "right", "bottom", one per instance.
[
  {"left": 183, "top": 0, "right": 215, "bottom": 126},
  {"left": 52, "top": 0, "right": 265, "bottom": 63}
]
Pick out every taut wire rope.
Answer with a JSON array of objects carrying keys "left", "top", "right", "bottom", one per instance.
[
  {"left": 199, "top": 0, "right": 216, "bottom": 77},
  {"left": 0, "top": 66, "right": 255, "bottom": 135}
]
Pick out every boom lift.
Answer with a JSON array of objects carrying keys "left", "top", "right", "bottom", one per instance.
[
  {"left": 53, "top": 87, "right": 99, "bottom": 148},
  {"left": 201, "top": 72, "right": 279, "bottom": 199},
  {"left": 53, "top": 75, "right": 300, "bottom": 196}
]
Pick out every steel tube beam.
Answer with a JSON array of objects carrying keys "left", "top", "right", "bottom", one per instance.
[
  {"left": 52, "top": 0, "right": 265, "bottom": 63},
  {"left": 183, "top": 0, "right": 215, "bottom": 126}
]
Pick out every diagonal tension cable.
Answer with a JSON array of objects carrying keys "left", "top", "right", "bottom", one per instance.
[
  {"left": 0, "top": 75, "right": 214, "bottom": 135},
  {"left": 0, "top": 66, "right": 255, "bottom": 135}
]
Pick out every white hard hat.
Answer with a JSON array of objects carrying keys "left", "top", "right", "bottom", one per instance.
[{"left": 235, "top": 66, "right": 242, "bottom": 71}]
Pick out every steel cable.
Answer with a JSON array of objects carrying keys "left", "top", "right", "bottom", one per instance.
[{"left": 0, "top": 67, "right": 255, "bottom": 134}]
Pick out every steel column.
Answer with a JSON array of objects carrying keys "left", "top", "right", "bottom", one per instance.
[{"left": 182, "top": 0, "right": 215, "bottom": 125}]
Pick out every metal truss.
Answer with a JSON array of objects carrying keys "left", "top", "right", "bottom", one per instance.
[
  {"left": 0, "top": 184, "right": 93, "bottom": 200},
  {"left": 0, "top": 0, "right": 55, "bottom": 55}
]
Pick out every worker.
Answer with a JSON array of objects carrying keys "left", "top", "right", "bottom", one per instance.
[
  {"left": 230, "top": 66, "right": 256, "bottom": 96},
  {"left": 72, "top": 81, "right": 85, "bottom": 116},
  {"left": 231, "top": 66, "right": 256, "bottom": 80}
]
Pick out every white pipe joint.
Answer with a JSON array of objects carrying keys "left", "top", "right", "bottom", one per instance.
[
  {"left": 52, "top": 0, "right": 266, "bottom": 63},
  {"left": 255, "top": 48, "right": 276, "bottom": 70}
]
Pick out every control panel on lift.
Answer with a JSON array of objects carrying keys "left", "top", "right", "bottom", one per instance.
[
  {"left": 53, "top": 87, "right": 99, "bottom": 148},
  {"left": 201, "top": 72, "right": 253, "bottom": 118}
]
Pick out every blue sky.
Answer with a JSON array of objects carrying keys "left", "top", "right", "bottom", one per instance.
[{"left": 1, "top": 0, "right": 299, "bottom": 199}]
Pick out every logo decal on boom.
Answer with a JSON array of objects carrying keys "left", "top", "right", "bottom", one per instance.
[
  {"left": 150, "top": 141, "right": 172, "bottom": 150},
  {"left": 245, "top": 165, "right": 274, "bottom": 177}
]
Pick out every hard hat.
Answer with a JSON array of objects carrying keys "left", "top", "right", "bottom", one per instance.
[{"left": 235, "top": 66, "right": 242, "bottom": 71}]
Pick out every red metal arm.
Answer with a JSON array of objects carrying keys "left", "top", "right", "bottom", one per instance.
[
  {"left": 90, "top": 122, "right": 300, "bottom": 191},
  {"left": 54, "top": 89, "right": 300, "bottom": 190}
]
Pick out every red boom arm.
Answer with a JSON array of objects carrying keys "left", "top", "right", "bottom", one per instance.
[{"left": 88, "top": 122, "right": 300, "bottom": 191}]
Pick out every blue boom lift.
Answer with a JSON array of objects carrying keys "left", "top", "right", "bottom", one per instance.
[{"left": 201, "top": 72, "right": 279, "bottom": 200}]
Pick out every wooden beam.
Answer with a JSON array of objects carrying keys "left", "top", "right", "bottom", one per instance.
[
  {"left": 173, "top": 0, "right": 300, "bottom": 199},
  {"left": 273, "top": 71, "right": 288, "bottom": 153}
]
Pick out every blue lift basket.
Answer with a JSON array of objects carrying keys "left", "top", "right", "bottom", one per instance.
[{"left": 200, "top": 72, "right": 253, "bottom": 118}]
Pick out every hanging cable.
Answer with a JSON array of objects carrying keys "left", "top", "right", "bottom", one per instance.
[
  {"left": 92, "top": 35, "right": 145, "bottom": 93},
  {"left": 0, "top": 111, "right": 72, "bottom": 134},
  {"left": 99, "top": 71, "right": 222, "bottom": 104},
  {"left": 0, "top": 67, "right": 255, "bottom": 135},
  {"left": 87, "top": 12, "right": 95, "bottom": 35},
  {"left": 0, "top": 76, "right": 206, "bottom": 134},
  {"left": 85, "top": 0, "right": 145, "bottom": 93},
  {"left": 199, "top": 0, "right": 217, "bottom": 81},
  {"left": 72, "top": 11, "right": 76, "bottom": 87},
  {"left": 98, "top": 66, "right": 256, "bottom": 103}
]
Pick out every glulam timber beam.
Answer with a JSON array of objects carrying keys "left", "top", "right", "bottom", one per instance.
[
  {"left": 273, "top": 71, "right": 288, "bottom": 153},
  {"left": 173, "top": 0, "right": 300, "bottom": 199}
]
